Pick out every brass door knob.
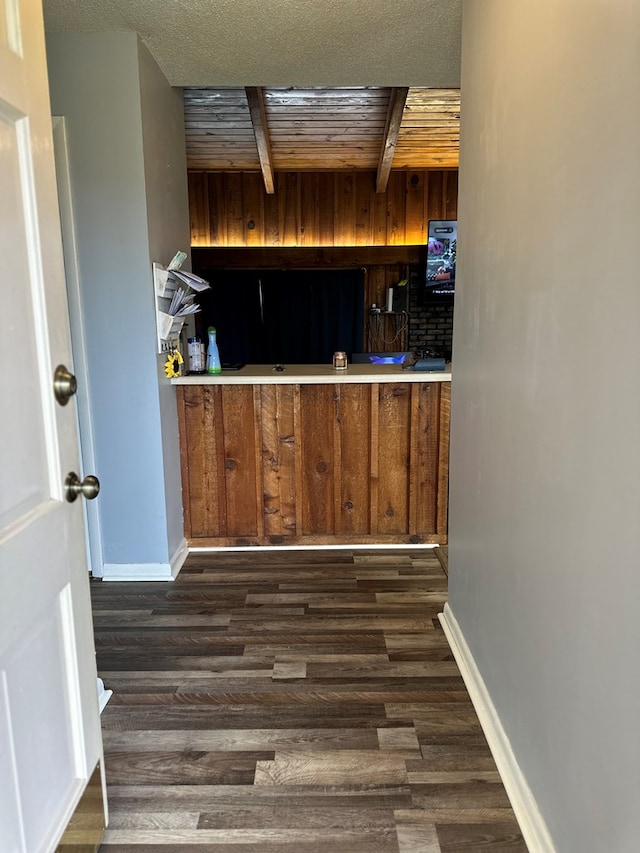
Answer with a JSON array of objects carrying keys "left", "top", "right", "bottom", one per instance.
[
  {"left": 54, "top": 365, "right": 78, "bottom": 406},
  {"left": 65, "top": 472, "right": 100, "bottom": 503}
]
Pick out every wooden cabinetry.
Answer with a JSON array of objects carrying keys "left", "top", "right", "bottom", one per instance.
[{"left": 177, "top": 380, "right": 450, "bottom": 547}]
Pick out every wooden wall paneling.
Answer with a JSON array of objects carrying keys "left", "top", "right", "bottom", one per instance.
[
  {"left": 427, "top": 170, "right": 445, "bottom": 221},
  {"left": 444, "top": 170, "right": 458, "bottom": 219},
  {"left": 411, "top": 383, "right": 440, "bottom": 535},
  {"left": 354, "top": 172, "right": 373, "bottom": 245},
  {"left": 300, "top": 173, "right": 320, "bottom": 245},
  {"left": 299, "top": 385, "right": 335, "bottom": 535},
  {"left": 277, "top": 384, "right": 298, "bottom": 537},
  {"left": 242, "top": 173, "right": 265, "bottom": 246},
  {"left": 366, "top": 265, "right": 388, "bottom": 313},
  {"left": 188, "top": 169, "right": 457, "bottom": 249},
  {"left": 220, "top": 385, "right": 260, "bottom": 536},
  {"left": 317, "top": 173, "right": 335, "bottom": 246},
  {"left": 175, "top": 387, "right": 192, "bottom": 538},
  {"left": 260, "top": 383, "right": 280, "bottom": 537},
  {"left": 408, "top": 384, "right": 420, "bottom": 535},
  {"left": 225, "top": 173, "right": 245, "bottom": 245},
  {"left": 293, "top": 385, "right": 304, "bottom": 535},
  {"left": 436, "top": 382, "right": 451, "bottom": 538},
  {"left": 252, "top": 385, "right": 265, "bottom": 538},
  {"left": 180, "top": 385, "right": 225, "bottom": 538},
  {"left": 207, "top": 173, "right": 227, "bottom": 246},
  {"left": 279, "top": 172, "right": 300, "bottom": 245},
  {"left": 188, "top": 173, "right": 210, "bottom": 246},
  {"left": 386, "top": 171, "right": 406, "bottom": 246},
  {"left": 369, "top": 384, "right": 379, "bottom": 535},
  {"left": 365, "top": 264, "right": 410, "bottom": 353},
  {"left": 376, "top": 383, "right": 411, "bottom": 534},
  {"left": 211, "top": 385, "right": 229, "bottom": 536},
  {"left": 333, "top": 173, "right": 356, "bottom": 245},
  {"left": 176, "top": 380, "right": 449, "bottom": 547},
  {"left": 180, "top": 385, "right": 200, "bottom": 537},
  {"left": 260, "top": 384, "right": 297, "bottom": 538},
  {"left": 370, "top": 187, "right": 388, "bottom": 245},
  {"left": 337, "top": 384, "right": 372, "bottom": 535},
  {"left": 405, "top": 171, "right": 427, "bottom": 245},
  {"left": 263, "top": 185, "right": 280, "bottom": 245},
  {"left": 332, "top": 387, "right": 343, "bottom": 535}
]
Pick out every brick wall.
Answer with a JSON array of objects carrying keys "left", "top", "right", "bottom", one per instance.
[{"left": 408, "top": 266, "right": 454, "bottom": 360}]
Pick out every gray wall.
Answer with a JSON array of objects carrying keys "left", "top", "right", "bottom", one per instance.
[
  {"left": 448, "top": 1, "right": 640, "bottom": 850},
  {"left": 47, "top": 32, "right": 189, "bottom": 570},
  {"left": 137, "top": 42, "right": 192, "bottom": 560}
]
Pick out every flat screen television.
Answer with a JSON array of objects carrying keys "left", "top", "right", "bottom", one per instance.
[{"left": 425, "top": 220, "right": 456, "bottom": 300}]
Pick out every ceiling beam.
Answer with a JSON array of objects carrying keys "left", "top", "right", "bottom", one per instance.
[
  {"left": 375, "top": 87, "right": 409, "bottom": 193},
  {"left": 245, "top": 87, "right": 275, "bottom": 194}
]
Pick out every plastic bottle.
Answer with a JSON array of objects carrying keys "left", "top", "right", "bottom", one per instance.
[
  {"left": 187, "top": 336, "right": 204, "bottom": 373},
  {"left": 206, "top": 326, "right": 222, "bottom": 374}
]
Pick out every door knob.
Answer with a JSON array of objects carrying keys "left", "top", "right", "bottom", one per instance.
[
  {"left": 65, "top": 472, "right": 100, "bottom": 503},
  {"left": 54, "top": 365, "right": 77, "bottom": 406}
]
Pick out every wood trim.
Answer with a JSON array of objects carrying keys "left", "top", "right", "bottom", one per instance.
[
  {"left": 376, "top": 88, "right": 409, "bottom": 193},
  {"left": 192, "top": 245, "right": 426, "bottom": 269},
  {"left": 245, "top": 87, "right": 275, "bottom": 194},
  {"left": 188, "top": 533, "right": 443, "bottom": 548}
]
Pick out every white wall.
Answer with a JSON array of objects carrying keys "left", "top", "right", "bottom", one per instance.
[
  {"left": 448, "top": 2, "right": 640, "bottom": 850},
  {"left": 46, "top": 33, "right": 189, "bottom": 574}
]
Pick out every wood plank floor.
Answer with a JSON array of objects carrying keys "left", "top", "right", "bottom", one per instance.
[{"left": 91, "top": 550, "right": 526, "bottom": 852}]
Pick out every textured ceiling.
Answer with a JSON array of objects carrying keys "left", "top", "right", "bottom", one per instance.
[{"left": 42, "top": 0, "right": 462, "bottom": 88}]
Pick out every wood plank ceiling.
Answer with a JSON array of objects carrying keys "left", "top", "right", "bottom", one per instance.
[{"left": 184, "top": 87, "right": 460, "bottom": 193}]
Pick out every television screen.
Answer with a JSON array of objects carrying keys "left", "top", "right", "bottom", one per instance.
[{"left": 426, "top": 220, "right": 456, "bottom": 299}]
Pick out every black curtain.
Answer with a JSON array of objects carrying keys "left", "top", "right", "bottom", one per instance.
[
  {"left": 195, "top": 269, "right": 364, "bottom": 364},
  {"left": 194, "top": 270, "right": 263, "bottom": 364}
]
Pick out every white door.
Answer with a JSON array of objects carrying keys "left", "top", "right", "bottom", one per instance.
[{"left": 0, "top": 1, "right": 104, "bottom": 851}]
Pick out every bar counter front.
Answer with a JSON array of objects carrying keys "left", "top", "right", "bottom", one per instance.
[{"left": 172, "top": 364, "right": 451, "bottom": 548}]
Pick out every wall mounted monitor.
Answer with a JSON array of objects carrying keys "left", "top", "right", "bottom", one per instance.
[{"left": 426, "top": 220, "right": 456, "bottom": 300}]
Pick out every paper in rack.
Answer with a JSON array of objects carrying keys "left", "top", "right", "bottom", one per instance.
[{"left": 169, "top": 269, "right": 210, "bottom": 292}]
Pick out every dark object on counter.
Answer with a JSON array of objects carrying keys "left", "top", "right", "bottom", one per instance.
[
  {"left": 404, "top": 357, "right": 447, "bottom": 372},
  {"left": 221, "top": 363, "right": 245, "bottom": 371}
]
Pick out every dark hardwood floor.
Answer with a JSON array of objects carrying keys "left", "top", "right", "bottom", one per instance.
[{"left": 91, "top": 549, "right": 526, "bottom": 852}]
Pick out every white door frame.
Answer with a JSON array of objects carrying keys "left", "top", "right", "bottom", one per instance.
[{"left": 52, "top": 116, "right": 104, "bottom": 577}]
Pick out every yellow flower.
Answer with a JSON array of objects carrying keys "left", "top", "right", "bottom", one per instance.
[{"left": 164, "top": 348, "right": 183, "bottom": 378}]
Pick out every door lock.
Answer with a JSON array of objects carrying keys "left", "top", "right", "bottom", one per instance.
[
  {"left": 65, "top": 472, "right": 100, "bottom": 503},
  {"left": 53, "top": 365, "right": 77, "bottom": 406}
]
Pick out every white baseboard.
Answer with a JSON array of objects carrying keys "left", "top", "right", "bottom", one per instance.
[
  {"left": 170, "top": 538, "right": 189, "bottom": 578},
  {"left": 102, "top": 561, "right": 174, "bottom": 581},
  {"left": 101, "top": 538, "right": 188, "bottom": 581},
  {"left": 96, "top": 677, "right": 112, "bottom": 714},
  {"left": 439, "top": 603, "right": 556, "bottom": 853}
]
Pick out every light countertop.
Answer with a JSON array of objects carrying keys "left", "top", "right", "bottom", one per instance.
[{"left": 172, "top": 363, "right": 452, "bottom": 385}]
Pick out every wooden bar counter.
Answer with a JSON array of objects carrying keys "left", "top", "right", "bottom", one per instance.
[{"left": 172, "top": 364, "right": 451, "bottom": 548}]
